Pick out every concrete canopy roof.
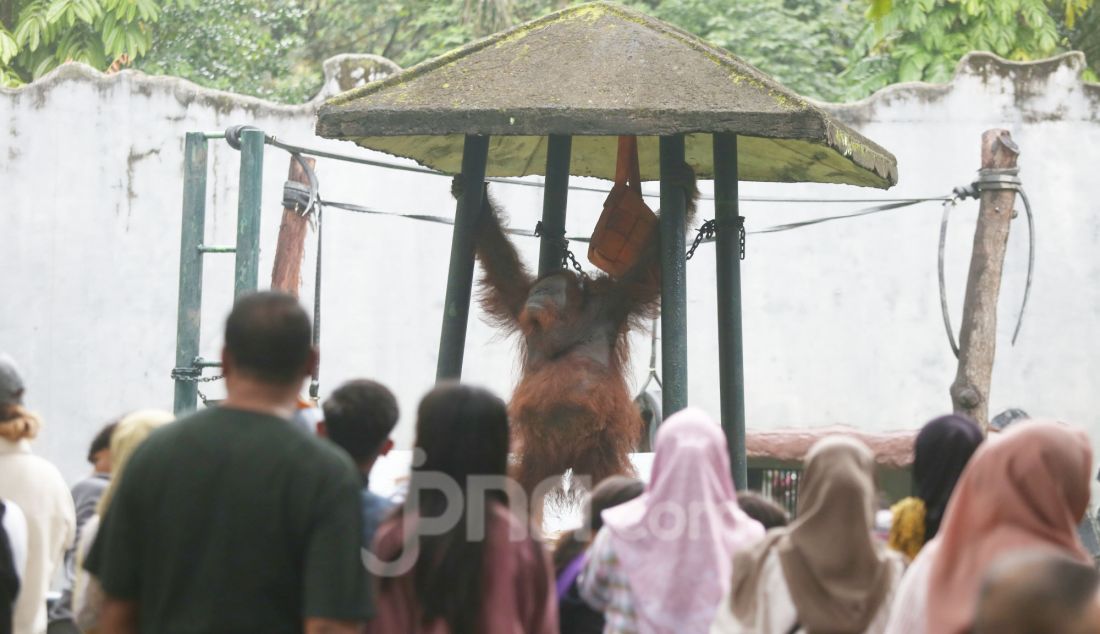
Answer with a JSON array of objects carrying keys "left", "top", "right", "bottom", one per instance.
[{"left": 316, "top": 2, "right": 897, "bottom": 188}]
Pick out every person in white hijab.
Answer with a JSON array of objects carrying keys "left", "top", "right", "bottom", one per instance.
[{"left": 580, "top": 408, "right": 764, "bottom": 634}]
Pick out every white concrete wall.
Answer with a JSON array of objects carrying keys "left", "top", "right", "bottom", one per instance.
[{"left": 2, "top": 52, "right": 1098, "bottom": 485}]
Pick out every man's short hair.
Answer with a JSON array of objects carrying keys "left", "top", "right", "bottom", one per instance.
[
  {"left": 224, "top": 292, "right": 312, "bottom": 385},
  {"left": 974, "top": 549, "right": 1100, "bottom": 634},
  {"left": 88, "top": 420, "right": 119, "bottom": 464},
  {"left": 322, "top": 380, "right": 399, "bottom": 463}
]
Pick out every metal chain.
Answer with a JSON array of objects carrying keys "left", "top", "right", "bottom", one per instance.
[
  {"left": 169, "top": 369, "right": 224, "bottom": 383},
  {"left": 686, "top": 220, "right": 718, "bottom": 260},
  {"left": 563, "top": 248, "right": 585, "bottom": 274},
  {"left": 197, "top": 383, "right": 224, "bottom": 405},
  {"left": 535, "top": 221, "right": 586, "bottom": 275},
  {"left": 685, "top": 218, "right": 747, "bottom": 261},
  {"left": 169, "top": 369, "right": 223, "bottom": 405},
  {"left": 738, "top": 217, "right": 747, "bottom": 261}
]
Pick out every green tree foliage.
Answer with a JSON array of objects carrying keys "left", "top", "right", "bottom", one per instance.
[
  {"left": 135, "top": 0, "right": 862, "bottom": 103},
  {"left": 1066, "top": 2, "right": 1100, "bottom": 72},
  {"left": 136, "top": 0, "right": 540, "bottom": 101},
  {"left": 20, "top": 0, "right": 1099, "bottom": 103},
  {"left": 623, "top": 0, "right": 864, "bottom": 102},
  {"left": 138, "top": 0, "right": 312, "bottom": 102},
  {"left": 845, "top": 0, "right": 1097, "bottom": 99},
  {"left": 0, "top": 0, "right": 192, "bottom": 87}
]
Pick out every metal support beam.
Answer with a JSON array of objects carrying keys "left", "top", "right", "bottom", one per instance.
[
  {"left": 173, "top": 133, "right": 208, "bottom": 415},
  {"left": 436, "top": 134, "right": 491, "bottom": 380},
  {"left": 659, "top": 135, "right": 689, "bottom": 417},
  {"left": 537, "top": 135, "right": 572, "bottom": 277},
  {"left": 713, "top": 133, "right": 747, "bottom": 489},
  {"left": 234, "top": 128, "right": 265, "bottom": 296}
]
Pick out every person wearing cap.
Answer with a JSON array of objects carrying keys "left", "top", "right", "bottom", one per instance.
[{"left": 0, "top": 353, "right": 76, "bottom": 634}]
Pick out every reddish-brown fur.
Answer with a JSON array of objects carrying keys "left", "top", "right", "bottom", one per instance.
[{"left": 457, "top": 172, "right": 698, "bottom": 495}]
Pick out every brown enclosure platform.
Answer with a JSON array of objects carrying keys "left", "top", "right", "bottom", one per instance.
[{"left": 748, "top": 426, "right": 917, "bottom": 468}]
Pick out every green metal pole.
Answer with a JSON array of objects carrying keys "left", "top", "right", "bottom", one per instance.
[
  {"left": 537, "top": 135, "right": 572, "bottom": 277},
  {"left": 714, "top": 133, "right": 747, "bottom": 489},
  {"left": 436, "top": 134, "right": 491, "bottom": 381},
  {"left": 174, "top": 133, "right": 208, "bottom": 415},
  {"left": 659, "top": 135, "right": 689, "bottom": 417},
  {"left": 234, "top": 128, "right": 265, "bottom": 297}
]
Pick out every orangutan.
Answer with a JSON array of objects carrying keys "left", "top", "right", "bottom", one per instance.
[{"left": 452, "top": 168, "right": 698, "bottom": 494}]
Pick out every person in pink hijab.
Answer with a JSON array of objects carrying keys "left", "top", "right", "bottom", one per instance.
[
  {"left": 579, "top": 408, "right": 765, "bottom": 634},
  {"left": 883, "top": 420, "right": 1093, "bottom": 634}
]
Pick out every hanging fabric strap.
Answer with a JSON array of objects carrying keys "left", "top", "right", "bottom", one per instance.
[{"left": 615, "top": 135, "right": 643, "bottom": 195}]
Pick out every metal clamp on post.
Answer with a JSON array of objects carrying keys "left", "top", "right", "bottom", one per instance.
[
  {"left": 171, "top": 357, "right": 223, "bottom": 383},
  {"left": 282, "top": 180, "right": 313, "bottom": 216},
  {"left": 170, "top": 366, "right": 201, "bottom": 381},
  {"left": 225, "top": 124, "right": 265, "bottom": 151},
  {"left": 975, "top": 167, "right": 1022, "bottom": 193}
]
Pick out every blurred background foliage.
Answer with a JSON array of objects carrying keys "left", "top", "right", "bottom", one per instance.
[{"left": 1, "top": 0, "right": 1096, "bottom": 102}]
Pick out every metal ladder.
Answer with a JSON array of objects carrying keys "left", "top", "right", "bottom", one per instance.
[{"left": 171, "top": 129, "right": 266, "bottom": 414}]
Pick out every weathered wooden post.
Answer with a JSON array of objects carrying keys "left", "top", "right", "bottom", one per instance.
[
  {"left": 950, "top": 129, "right": 1020, "bottom": 429},
  {"left": 271, "top": 156, "right": 317, "bottom": 295}
]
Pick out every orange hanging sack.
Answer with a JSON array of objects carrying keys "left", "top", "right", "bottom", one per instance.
[{"left": 588, "top": 136, "right": 657, "bottom": 278}]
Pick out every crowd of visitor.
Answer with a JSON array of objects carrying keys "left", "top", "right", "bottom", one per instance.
[{"left": 0, "top": 290, "right": 1097, "bottom": 634}]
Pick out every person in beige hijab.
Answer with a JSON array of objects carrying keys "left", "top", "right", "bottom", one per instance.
[
  {"left": 713, "top": 436, "right": 906, "bottom": 634},
  {"left": 73, "top": 409, "right": 173, "bottom": 634}
]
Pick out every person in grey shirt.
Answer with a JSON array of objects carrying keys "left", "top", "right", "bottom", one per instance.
[{"left": 47, "top": 421, "right": 115, "bottom": 630}]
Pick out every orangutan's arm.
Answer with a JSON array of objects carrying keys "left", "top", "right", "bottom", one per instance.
[{"left": 452, "top": 177, "right": 534, "bottom": 332}]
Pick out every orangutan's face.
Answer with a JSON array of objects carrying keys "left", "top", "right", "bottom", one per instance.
[{"left": 520, "top": 272, "right": 584, "bottom": 334}]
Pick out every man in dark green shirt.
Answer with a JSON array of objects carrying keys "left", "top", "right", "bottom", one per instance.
[{"left": 85, "top": 292, "right": 371, "bottom": 634}]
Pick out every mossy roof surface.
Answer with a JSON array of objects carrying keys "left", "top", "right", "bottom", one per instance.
[{"left": 315, "top": 2, "right": 897, "bottom": 188}]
